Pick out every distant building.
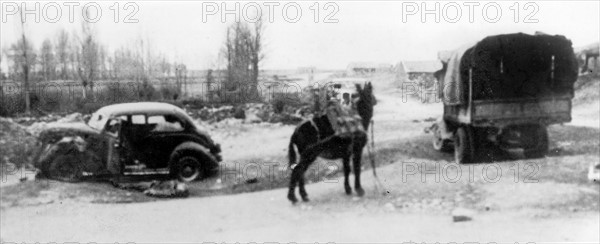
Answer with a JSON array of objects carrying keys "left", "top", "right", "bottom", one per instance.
[
  {"left": 395, "top": 60, "right": 442, "bottom": 83},
  {"left": 297, "top": 66, "right": 317, "bottom": 82},
  {"left": 297, "top": 66, "right": 317, "bottom": 74},
  {"left": 576, "top": 42, "right": 600, "bottom": 74},
  {"left": 346, "top": 62, "right": 392, "bottom": 75}
]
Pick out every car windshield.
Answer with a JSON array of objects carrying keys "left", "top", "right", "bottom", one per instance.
[{"left": 87, "top": 111, "right": 109, "bottom": 131}]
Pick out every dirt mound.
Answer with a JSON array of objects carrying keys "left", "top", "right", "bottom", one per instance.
[
  {"left": 0, "top": 117, "right": 38, "bottom": 168},
  {"left": 573, "top": 74, "right": 600, "bottom": 106}
]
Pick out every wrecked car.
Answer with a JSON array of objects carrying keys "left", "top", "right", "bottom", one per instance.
[{"left": 34, "top": 102, "right": 222, "bottom": 182}]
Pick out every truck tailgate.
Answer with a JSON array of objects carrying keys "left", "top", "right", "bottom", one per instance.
[{"left": 472, "top": 97, "right": 571, "bottom": 125}]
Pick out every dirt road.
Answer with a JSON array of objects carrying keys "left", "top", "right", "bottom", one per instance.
[
  {"left": 2, "top": 173, "right": 598, "bottom": 243},
  {"left": 2, "top": 158, "right": 599, "bottom": 243},
  {"left": 1, "top": 85, "right": 599, "bottom": 243}
]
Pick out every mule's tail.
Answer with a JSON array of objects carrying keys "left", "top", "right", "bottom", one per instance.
[{"left": 288, "top": 132, "right": 297, "bottom": 168}]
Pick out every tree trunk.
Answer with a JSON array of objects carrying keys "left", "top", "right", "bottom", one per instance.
[
  {"left": 82, "top": 84, "right": 87, "bottom": 100},
  {"left": 23, "top": 64, "right": 30, "bottom": 114}
]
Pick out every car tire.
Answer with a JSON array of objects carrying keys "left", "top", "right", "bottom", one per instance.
[
  {"left": 524, "top": 126, "right": 548, "bottom": 159},
  {"left": 454, "top": 126, "right": 474, "bottom": 164},
  {"left": 47, "top": 154, "right": 83, "bottom": 182},
  {"left": 172, "top": 155, "right": 204, "bottom": 182}
]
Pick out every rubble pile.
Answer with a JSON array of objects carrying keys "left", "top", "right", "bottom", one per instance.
[
  {"left": 189, "top": 103, "right": 307, "bottom": 125},
  {"left": 26, "top": 113, "right": 85, "bottom": 137},
  {"left": 13, "top": 113, "right": 64, "bottom": 126}
]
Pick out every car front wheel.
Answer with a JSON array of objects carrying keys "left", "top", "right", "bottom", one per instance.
[{"left": 47, "top": 154, "right": 82, "bottom": 182}]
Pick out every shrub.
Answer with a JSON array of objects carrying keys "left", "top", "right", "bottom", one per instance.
[
  {"left": 270, "top": 92, "right": 303, "bottom": 114},
  {"left": 159, "top": 85, "right": 180, "bottom": 100}
]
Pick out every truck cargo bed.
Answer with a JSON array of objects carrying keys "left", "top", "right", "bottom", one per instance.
[{"left": 444, "top": 97, "right": 572, "bottom": 127}]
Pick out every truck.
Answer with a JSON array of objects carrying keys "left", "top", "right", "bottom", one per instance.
[{"left": 430, "top": 32, "right": 579, "bottom": 163}]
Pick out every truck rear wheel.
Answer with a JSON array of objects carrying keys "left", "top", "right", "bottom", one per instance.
[
  {"left": 455, "top": 126, "right": 475, "bottom": 164},
  {"left": 524, "top": 126, "right": 548, "bottom": 158}
]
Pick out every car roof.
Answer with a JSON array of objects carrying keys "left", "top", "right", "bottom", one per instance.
[{"left": 96, "top": 102, "right": 186, "bottom": 117}]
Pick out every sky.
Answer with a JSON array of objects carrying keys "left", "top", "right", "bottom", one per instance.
[{"left": 1, "top": 1, "right": 599, "bottom": 71}]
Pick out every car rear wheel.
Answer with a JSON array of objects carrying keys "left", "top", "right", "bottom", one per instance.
[
  {"left": 48, "top": 154, "right": 82, "bottom": 182},
  {"left": 173, "top": 156, "right": 204, "bottom": 182}
]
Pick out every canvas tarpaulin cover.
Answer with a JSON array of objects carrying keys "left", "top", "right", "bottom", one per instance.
[{"left": 438, "top": 33, "right": 578, "bottom": 105}]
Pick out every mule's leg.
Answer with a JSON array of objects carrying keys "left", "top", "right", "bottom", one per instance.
[
  {"left": 299, "top": 175, "right": 309, "bottom": 202},
  {"left": 343, "top": 155, "right": 352, "bottom": 195},
  {"left": 288, "top": 137, "right": 339, "bottom": 203},
  {"left": 352, "top": 150, "right": 365, "bottom": 196},
  {"left": 296, "top": 148, "right": 320, "bottom": 202},
  {"left": 288, "top": 165, "right": 301, "bottom": 203},
  {"left": 290, "top": 158, "right": 317, "bottom": 203},
  {"left": 353, "top": 134, "right": 367, "bottom": 196}
]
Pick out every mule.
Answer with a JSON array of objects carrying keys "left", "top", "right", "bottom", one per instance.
[{"left": 287, "top": 82, "right": 376, "bottom": 203}]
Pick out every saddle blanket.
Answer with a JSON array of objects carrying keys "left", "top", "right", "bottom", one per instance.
[{"left": 324, "top": 101, "right": 364, "bottom": 135}]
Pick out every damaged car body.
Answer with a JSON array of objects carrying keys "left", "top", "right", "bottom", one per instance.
[{"left": 34, "top": 102, "right": 222, "bottom": 182}]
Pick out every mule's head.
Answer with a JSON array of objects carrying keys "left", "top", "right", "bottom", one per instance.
[{"left": 355, "top": 82, "right": 376, "bottom": 129}]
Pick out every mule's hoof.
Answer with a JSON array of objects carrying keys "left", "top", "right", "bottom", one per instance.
[
  {"left": 288, "top": 193, "right": 298, "bottom": 204},
  {"left": 356, "top": 188, "right": 365, "bottom": 197},
  {"left": 301, "top": 196, "right": 310, "bottom": 202}
]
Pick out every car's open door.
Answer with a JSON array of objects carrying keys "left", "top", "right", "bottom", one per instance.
[{"left": 105, "top": 118, "right": 122, "bottom": 175}]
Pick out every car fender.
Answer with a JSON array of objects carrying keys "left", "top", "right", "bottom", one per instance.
[{"left": 170, "top": 142, "right": 219, "bottom": 167}]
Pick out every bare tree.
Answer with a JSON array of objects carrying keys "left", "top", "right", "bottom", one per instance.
[
  {"left": 222, "top": 19, "right": 265, "bottom": 102},
  {"left": 11, "top": 10, "right": 35, "bottom": 114},
  {"left": 75, "top": 14, "right": 99, "bottom": 100},
  {"left": 174, "top": 63, "right": 187, "bottom": 99},
  {"left": 40, "top": 38, "right": 56, "bottom": 81},
  {"left": 98, "top": 45, "right": 107, "bottom": 80},
  {"left": 55, "top": 29, "right": 70, "bottom": 80},
  {"left": 159, "top": 55, "right": 171, "bottom": 78},
  {"left": 250, "top": 18, "right": 265, "bottom": 86}
]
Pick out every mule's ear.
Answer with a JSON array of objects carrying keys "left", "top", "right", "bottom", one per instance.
[{"left": 355, "top": 83, "right": 363, "bottom": 93}]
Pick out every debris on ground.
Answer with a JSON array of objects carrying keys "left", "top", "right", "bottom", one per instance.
[
  {"left": 452, "top": 207, "right": 476, "bottom": 222},
  {"left": 112, "top": 180, "right": 189, "bottom": 198},
  {"left": 144, "top": 180, "right": 189, "bottom": 198}
]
